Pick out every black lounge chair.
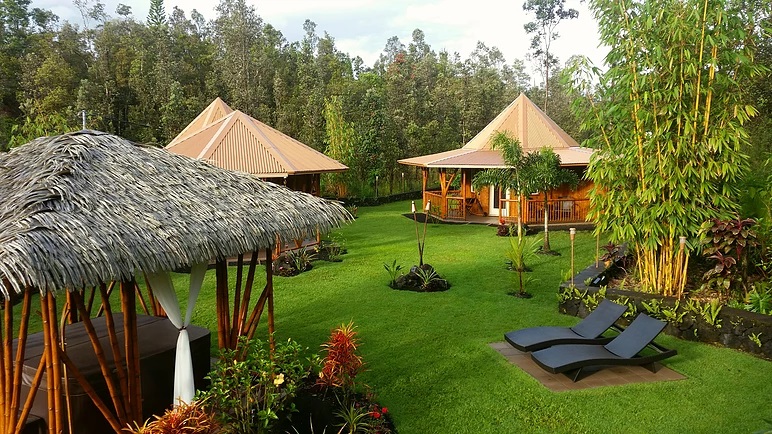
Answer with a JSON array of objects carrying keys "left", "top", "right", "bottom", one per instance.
[
  {"left": 530, "top": 313, "right": 677, "bottom": 382},
  {"left": 504, "top": 299, "right": 627, "bottom": 352}
]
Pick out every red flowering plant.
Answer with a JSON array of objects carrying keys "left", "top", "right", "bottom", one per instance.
[
  {"left": 317, "top": 322, "right": 393, "bottom": 433},
  {"left": 317, "top": 321, "right": 363, "bottom": 393}
]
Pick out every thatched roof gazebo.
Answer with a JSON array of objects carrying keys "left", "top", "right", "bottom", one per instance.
[{"left": 0, "top": 131, "right": 350, "bottom": 433}]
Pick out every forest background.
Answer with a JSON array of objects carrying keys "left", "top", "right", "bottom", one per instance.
[{"left": 0, "top": 0, "right": 769, "bottom": 197}]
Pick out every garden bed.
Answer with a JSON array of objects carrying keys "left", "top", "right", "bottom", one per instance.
[{"left": 561, "top": 263, "right": 772, "bottom": 360}]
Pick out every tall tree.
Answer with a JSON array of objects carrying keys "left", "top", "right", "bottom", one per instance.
[
  {"left": 522, "top": 0, "right": 578, "bottom": 115},
  {"left": 146, "top": 0, "right": 166, "bottom": 27}
]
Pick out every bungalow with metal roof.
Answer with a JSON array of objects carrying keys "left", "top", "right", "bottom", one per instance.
[
  {"left": 166, "top": 98, "right": 348, "bottom": 196},
  {"left": 399, "top": 93, "right": 595, "bottom": 224}
]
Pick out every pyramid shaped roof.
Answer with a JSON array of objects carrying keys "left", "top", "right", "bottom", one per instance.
[
  {"left": 399, "top": 93, "right": 594, "bottom": 168},
  {"left": 167, "top": 98, "right": 347, "bottom": 177}
]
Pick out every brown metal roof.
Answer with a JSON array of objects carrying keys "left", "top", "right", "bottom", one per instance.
[
  {"left": 167, "top": 98, "right": 348, "bottom": 177},
  {"left": 399, "top": 93, "right": 594, "bottom": 168}
]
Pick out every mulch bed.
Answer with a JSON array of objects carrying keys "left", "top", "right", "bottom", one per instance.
[{"left": 490, "top": 342, "right": 685, "bottom": 392}]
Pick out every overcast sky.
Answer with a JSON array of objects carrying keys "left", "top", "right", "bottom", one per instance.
[{"left": 32, "top": 0, "right": 609, "bottom": 77}]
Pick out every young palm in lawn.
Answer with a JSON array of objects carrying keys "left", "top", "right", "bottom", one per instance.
[
  {"left": 521, "top": 147, "right": 578, "bottom": 254},
  {"left": 472, "top": 132, "right": 530, "bottom": 237}
]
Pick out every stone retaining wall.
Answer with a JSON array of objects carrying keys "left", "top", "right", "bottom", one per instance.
[{"left": 560, "top": 264, "right": 772, "bottom": 360}]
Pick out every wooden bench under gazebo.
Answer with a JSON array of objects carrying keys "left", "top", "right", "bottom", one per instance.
[{"left": 0, "top": 131, "right": 350, "bottom": 434}]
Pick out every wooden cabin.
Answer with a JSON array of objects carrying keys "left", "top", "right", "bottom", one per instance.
[
  {"left": 399, "top": 94, "right": 595, "bottom": 225},
  {"left": 166, "top": 98, "right": 349, "bottom": 251},
  {"left": 166, "top": 98, "right": 348, "bottom": 196}
]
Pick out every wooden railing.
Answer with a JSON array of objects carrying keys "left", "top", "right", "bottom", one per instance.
[
  {"left": 523, "top": 199, "right": 589, "bottom": 224},
  {"left": 426, "top": 192, "right": 589, "bottom": 223},
  {"left": 424, "top": 190, "right": 466, "bottom": 220}
]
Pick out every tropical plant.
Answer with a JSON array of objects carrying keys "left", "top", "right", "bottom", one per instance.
[
  {"left": 290, "top": 247, "right": 317, "bottom": 273},
  {"left": 520, "top": 147, "right": 579, "bottom": 253},
  {"left": 506, "top": 235, "right": 541, "bottom": 296},
  {"left": 746, "top": 285, "right": 772, "bottom": 315},
  {"left": 317, "top": 322, "right": 364, "bottom": 394},
  {"left": 567, "top": 0, "right": 768, "bottom": 296},
  {"left": 701, "top": 217, "right": 759, "bottom": 298},
  {"left": 414, "top": 267, "right": 440, "bottom": 291},
  {"left": 383, "top": 260, "right": 403, "bottom": 288},
  {"left": 127, "top": 399, "right": 221, "bottom": 434},
  {"left": 335, "top": 403, "right": 371, "bottom": 434},
  {"left": 472, "top": 132, "right": 529, "bottom": 237},
  {"left": 200, "top": 337, "right": 309, "bottom": 433}
]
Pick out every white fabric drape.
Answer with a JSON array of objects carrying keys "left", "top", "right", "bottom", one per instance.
[{"left": 147, "top": 262, "right": 207, "bottom": 404}]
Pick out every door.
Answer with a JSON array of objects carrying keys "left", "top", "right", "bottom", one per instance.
[{"left": 489, "top": 185, "right": 510, "bottom": 217}]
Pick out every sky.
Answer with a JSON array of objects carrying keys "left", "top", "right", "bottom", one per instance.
[{"left": 32, "top": 0, "right": 609, "bottom": 78}]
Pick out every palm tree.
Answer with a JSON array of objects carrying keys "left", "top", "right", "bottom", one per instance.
[
  {"left": 521, "top": 147, "right": 579, "bottom": 253},
  {"left": 471, "top": 132, "right": 530, "bottom": 236}
]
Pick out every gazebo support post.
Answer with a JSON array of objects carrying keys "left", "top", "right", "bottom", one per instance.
[
  {"left": 40, "top": 290, "right": 63, "bottom": 434},
  {"left": 219, "top": 249, "right": 277, "bottom": 355},
  {"left": 57, "top": 349, "right": 123, "bottom": 433},
  {"left": 97, "top": 284, "right": 130, "bottom": 412},
  {"left": 8, "top": 288, "right": 32, "bottom": 432},
  {"left": 236, "top": 253, "right": 259, "bottom": 338},
  {"left": 230, "top": 254, "right": 245, "bottom": 348},
  {"left": 14, "top": 357, "right": 44, "bottom": 434},
  {"left": 215, "top": 259, "right": 230, "bottom": 349},
  {"left": 120, "top": 280, "right": 142, "bottom": 423},
  {"left": 72, "top": 292, "right": 129, "bottom": 426},
  {"left": 267, "top": 247, "right": 275, "bottom": 353}
]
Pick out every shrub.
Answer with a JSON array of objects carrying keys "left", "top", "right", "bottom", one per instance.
[
  {"left": 126, "top": 400, "right": 220, "bottom": 434},
  {"left": 200, "top": 337, "right": 310, "bottom": 433},
  {"left": 317, "top": 322, "right": 363, "bottom": 393}
]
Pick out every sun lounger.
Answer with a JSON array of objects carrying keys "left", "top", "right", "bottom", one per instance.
[
  {"left": 504, "top": 299, "right": 627, "bottom": 352},
  {"left": 530, "top": 313, "right": 677, "bottom": 382}
]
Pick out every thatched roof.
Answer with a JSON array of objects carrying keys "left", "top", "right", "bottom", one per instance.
[{"left": 0, "top": 131, "right": 351, "bottom": 297}]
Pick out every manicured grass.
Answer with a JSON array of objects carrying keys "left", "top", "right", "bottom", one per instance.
[
  {"left": 181, "top": 200, "right": 771, "bottom": 434},
  {"left": 15, "top": 200, "right": 772, "bottom": 433}
]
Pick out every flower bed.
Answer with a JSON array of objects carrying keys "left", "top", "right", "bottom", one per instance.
[{"left": 560, "top": 263, "right": 772, "bottom": 360}]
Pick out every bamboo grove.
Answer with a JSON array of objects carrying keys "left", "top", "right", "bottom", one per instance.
[{"left": 572, "top": 0, "right": 771, "bottom": 295}]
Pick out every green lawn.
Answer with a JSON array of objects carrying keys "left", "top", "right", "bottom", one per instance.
[
  {"left": 17, "top": 200, "right": 771, "bottom": 433},
  {"left": 178, "top": 200, "right": 771, "bottom": 434}
]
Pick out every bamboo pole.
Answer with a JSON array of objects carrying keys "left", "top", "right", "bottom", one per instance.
[
  {"left": 86, "top": 286, "right": 97, "bottom": 317},
  {"left": 134, "top": 282, "right": 151, "bottom": 316},
  {"left": 46, "top": 291, "right": 63, "bottom": 434},
  {"left": 215, "top": 260, "right": 230, "bottom": 349},
  {"left": 73, "top": 297, "right": 128, "bottom": 425},
  {"left": 57, "top": 349, "right": 124, "bottom": 433},
  {"left": 243, "top": 287, "right": 270, "bottom": 345},
  {"left": 267, "top": 248, "right": 275, "bottom": 354},
  {"left": 59, "top": 300, "right": 74, "bottom": 434},
  {"left": 96, "top": 281, "right": 116, "bottom": 317},
  {"left": 230, "top": 254, "right": 244, "bottom": 348},
  {"left": 120, "top": 280, "right": 141, "bottom": 423},
  {"left": 1, "top": 294, "right": 9, "bottom": 433},
  {"left": 237, "top": 253, "right": 259, "bottom": 338},
  {"left": 40, "top": 291, "right": 55, "bottom": 434},
  {"left": 143, "top": 273, "right": 164, "bottom": 317},
  {"left": 14, "top": 356, "right": 45, "bottom": 434},
  {"left": 96, "top": 284, "right": 130, "bottom": 413},
  {"left": 9, "top": 288, "right": 31, "bottom": 433}
]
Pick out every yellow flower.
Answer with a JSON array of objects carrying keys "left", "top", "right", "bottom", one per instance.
[{"left": 274, "top": 373, "right": 285, "bottom": 386}]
